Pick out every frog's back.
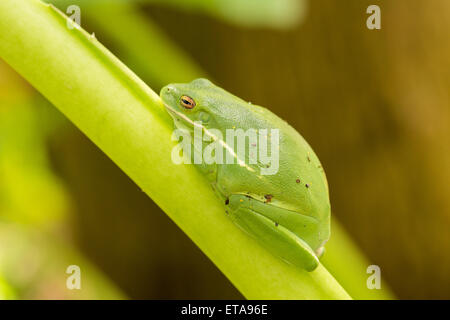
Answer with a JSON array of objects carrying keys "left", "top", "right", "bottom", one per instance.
[{"left": 214, "top": 100, "right": 330, "bottom": 226}]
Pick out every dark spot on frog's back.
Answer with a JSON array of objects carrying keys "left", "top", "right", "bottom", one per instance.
[
  {"left": 295, "top": 178, "right": 301, "bottom": 184},
  {"left": 225, "top": 198, "right": 229, "bottom": 205},
  {"left": 305, "top": 183, "right": 310, "bottom": 188},
  {"left": 264, "top": 194, "right": 273, "bottom": 203}
]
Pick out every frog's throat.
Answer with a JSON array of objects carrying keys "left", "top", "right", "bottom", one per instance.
[{"left": 164, "top": 103, "right": 254, "bottom": 172}]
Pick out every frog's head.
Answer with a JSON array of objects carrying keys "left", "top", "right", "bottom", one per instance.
[{"left": 160, "top": 78, "right": 235, "bottom": 132}]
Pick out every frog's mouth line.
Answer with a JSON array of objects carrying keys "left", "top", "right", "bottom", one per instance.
[
  {"left": 163, "top": 102, "right": 254, "bottom": 172},
  {"left": 164, "top": 102, "right": 202, "bottom": 132}
]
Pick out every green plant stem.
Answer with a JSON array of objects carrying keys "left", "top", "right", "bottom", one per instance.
[{"left": 0, "top": 0, "right": 350, "bottom": 299}]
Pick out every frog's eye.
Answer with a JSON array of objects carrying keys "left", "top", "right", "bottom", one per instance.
[{"left": 180, "top": 95, "right": 196, "bottom": 109}]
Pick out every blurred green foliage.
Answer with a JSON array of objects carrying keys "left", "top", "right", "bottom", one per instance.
[
  {"left": 55, "top": 0, "right": 307, "bottom": 29},
  {"left": 0, "top": 100, "right": 67, "bottom": 227},
  {"left": 0, "top": 223, "right": 124, "bottom": 299},
  {"left": 0, "top": 62, "right": 124, "bottom": 299},
  {"left": 143, "top": 0, "right": 307, "bottom": 29},
  {"left": 0, "top": 275, "right": 17, "bottom": 299}
]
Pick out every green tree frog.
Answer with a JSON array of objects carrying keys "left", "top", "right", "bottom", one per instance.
[{"left": 161, "top": 79, "right": 330, "bottom": 271}]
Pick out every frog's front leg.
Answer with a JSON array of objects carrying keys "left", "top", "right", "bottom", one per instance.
[{"left": 226, "top": 194, "right": 319, "bottom": 271}]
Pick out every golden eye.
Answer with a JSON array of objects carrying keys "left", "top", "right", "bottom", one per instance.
[{"left": 180, "top": 95, "right": 196, "bottom": 109}]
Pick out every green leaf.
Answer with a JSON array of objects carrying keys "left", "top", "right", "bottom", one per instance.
[{"left": 52, "top": 0, "right": 307, "bottom": 29}]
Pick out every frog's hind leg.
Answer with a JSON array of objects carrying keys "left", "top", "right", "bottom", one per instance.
[{"left": 227, "top": 195, "right": 319, "bottom": 272}]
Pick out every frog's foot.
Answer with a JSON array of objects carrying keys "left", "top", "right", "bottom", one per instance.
[{"left": 226, "top": 194, "right": 319, "bottom": 272}]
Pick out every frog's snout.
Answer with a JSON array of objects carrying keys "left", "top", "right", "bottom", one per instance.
[
  {"left": 161, "top": 84, "right": 175, "bottom": 96},
  {"left": 165, "top": 85, "right": 174, "bottom": 92},
  {"left": 160, "top": 85, "right": 178, "bottom": 107}
]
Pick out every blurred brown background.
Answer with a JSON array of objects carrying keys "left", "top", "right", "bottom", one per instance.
[{"left": 2, "top": 0, "right": 449, "bottom": 299}]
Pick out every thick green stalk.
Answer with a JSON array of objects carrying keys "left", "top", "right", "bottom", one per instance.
[{"left": 0, "top": 0, "right": 350, "bottom": 299}]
